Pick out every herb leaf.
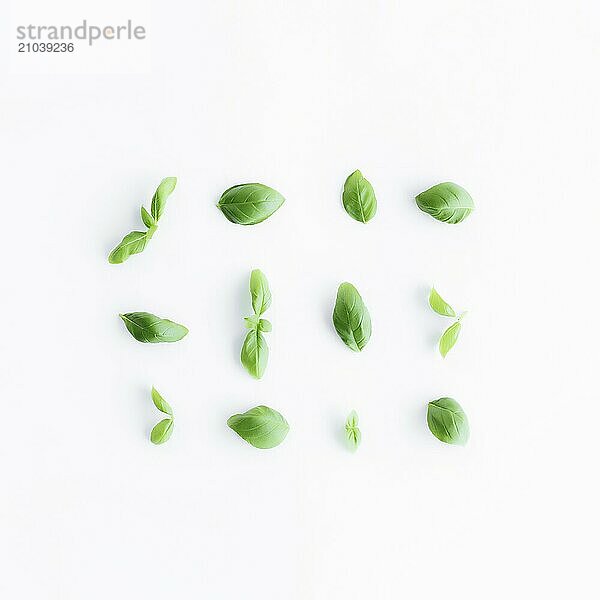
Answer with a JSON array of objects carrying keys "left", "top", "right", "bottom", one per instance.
[
  {"left": 332, "top": 282, "right": 372, "bottom": 352},
  {"left": 429, "top": 287, "right": 456, "bottom": 317},
  {"left": 415, "top": 182, "right": 474, "bottom": 224},
  {"left": 217, "top": 183, "right": 285, "bottom": 225},
  {"left": 345, "top": 410, "right": 361, "bottom": 451},
  {"left": 150, "top": 418, "right": 174, "bottom": 445},
  {"left": 250, "top": 269, "right": 272, "bottom": 316},
  {"left": 241, "top": 329, "right": 269, "bottom": 379},
  {"left": 120, "top": 312, "right": 189, "bottom": 343},
  {"left": 258, "top": 319, "right": 272, "bottom": 332},
  {"left": 227, "top": 405, "right": 289, "bottom": 449},
  {"left": 108, "top": 231, "right": 149, "bottom": 264},
  {"left": 151, "top": 387, "right": 173, "bottom": 416},
  {"left": 141, "top": 206, "right": 156, "bottom": 228},
  {"left": 342, "top": 170, "right": 377, "bottom": 223},
  {"left": 439, "top": 321, "right": 461, "bottom": 357},
  {"left": 151, "top": 177, "right": 177, "bottom": 222},
  {"left": 427, "top": 397, "right": 469, "bottom": 445}
]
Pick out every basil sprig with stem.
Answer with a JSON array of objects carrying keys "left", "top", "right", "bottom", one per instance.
[
  {"left": 345, "top": 410, "right": 361, "bottom": 451},
  {"left": 241, "top": 269, "right": 272, "bottom": 378},
  {"left": 108, "top": 177, "right": 177, "bottom": 263},
  {"left": 150, "top": 387, "right": 174, "bottom": 444},
  {"left": 429, "top": 287, "right": 467, "bottom": 357}
]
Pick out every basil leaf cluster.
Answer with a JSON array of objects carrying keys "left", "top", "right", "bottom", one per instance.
[
  {"left": 427, "top": 397, "right": 469, "bottom": 445},
  {"left": 342, "top": 170, "right": 377, "bottom": 223},
  {"left": 150, "top": 387, "right": 174, "bottom": 444},
  {"left": 345, "top": 410, "right": 361, "bottom": 451},
  {"left": 241, "top": 270, "right": 272, "bottom": 378},
  {"left": 428, "top": 287, "right": 466, "bottom": 357},
  {"left": 332, "top": 282, "right": 372, "bottom": 352},
  {"left": 227, "top": 405, "right": 289, "bottom": 449},
  {"left": 217, "top": 183, "right": 285, "bottom": 225},
  {"left": 108, "top": 177, "right": 177, "bottom": 263},
  {"left": 415, "top": 182, "right": 474, "bottom": 224},
  {"left": 120, "top": 312, "right": 189, "bottom": 343}
]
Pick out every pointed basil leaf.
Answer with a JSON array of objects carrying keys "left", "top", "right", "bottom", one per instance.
[
  {"left": 150, "top": 418, "right": 174, "bottom": 444},
  {"left": 427, "top": 397, "right": 469, "bottom": 445},
  {"left": 345, "top": 410, "right": 361, "bottom": 451},
  {"left": 241, "top": 329, "right": 268, "bottom": 379},
  {"left": 250, "top": 269, "right": 272, "bottom": 315},
  {"left": 439, "top": 321, "right": 461, "bottom": 357},
  {"left": 429, "top": 287, "right": 456, "bottom": 318},
  {"left": 151, "top": 387, "right": 173, "bottom": 416},
  {"left": 415, "top": 182, "right": 474, "bottom": 224},
  {"left": 244, "top": 315, "right": 260, "bottom": 329},
  {"left": 108, "top": 231, "right": 149, "bottom": 264},
  {"left": 141, "top": 206, "right": 156, "bottom": 228},
  {"left": 258, "top": 319, "right": 272, "bottom": 332},
  {"left": 151, "top": 177, "right": 177, "bottom": 222},
  {"left": 217, "top": 183, "right": 285, "bottom": 225},
  {"left": 332, "top": 282, "right": 372, "bottom": 352},
  {"left": 120, "top": 312, "right": 189, "bottom": 343},
  {"left": 227, "top": 405, "right": 289, "bottom": 449},
  {"left": 342, "top": 170, "right": 377, "bottom": 223}
]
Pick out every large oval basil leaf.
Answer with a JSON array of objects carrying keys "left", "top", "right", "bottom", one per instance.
[
  {"left": 241, "top": 329, "right": 268, "bottom": 379},
  {"left": 439, "top": 321, "right": 461, "bottom": 357},
  {"left": 250, "top": 269, "right": 271, "bottom": 316},
  {"left": 217, "top": 183, "right": 285, "bottom": 225},
  {"left": 120, "top": 312, "right": 189, "bottom": 343},
  {"left": 227, "top": 405, "right": 289, "bottom": 449},
  {"left": 427, "top": 397, "right": 469, "bottom": 445},
  {"left": 332, "top": 282, "right": 371, "bottom": 352},
  {"left": 415, "top": 182, "right": 474, "bottom": 224},
  {"left": 108, "top": 231, "right": 149, "bottom": 264},
  {"left": 342, "top": 170, "right": 377, "bottom": 223}
]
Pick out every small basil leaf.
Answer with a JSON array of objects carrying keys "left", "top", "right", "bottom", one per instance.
[
  {"left": 120, "top": 312, "right": 189, "bottom": 343},
  {"left": 151, "top": 177, "right": 177, "bottom": 222},
  {"left": 250, "top": 269, "right": 272, "bottom": 315},
  {"left": 345, "top": 410, "right": 361, "bottom": 451},
  {"left": 427, "top": 397, "right": 469, "bottom": 445},
  {"left": 227, "top": 405, "right": 289, "bottom": 449},
  {"left": 108, "top": 231, "right": 149, "bottom": 264},
  {"left": 332, "top": 282, "right": 372, "bottom": 352},
  {"left": 241, "top": 329, "right": 268, "bottom": 379},
  {"left": 415, "top": 182, "right": 474, "bottom": 224},
  {"left": 217, "top": 183, "right": 285, "bottom": 225},
  {"left": 151, "top": 387, "right": 173, "bottom": 416},
  {"left": 141, "top": 206, "right": 156, "bottom": 228},
  {"left": 150, "top": 418, "right": 173, "bottom": 444},
  {"left": 258, "top": 319, "right": 272, "bottom": 332},
  {"left": 439, "top": 321, "right": 461, "bottom": 357},
  {"left": 244, "top": 315, "right": 260, "bottom": 329},
  {"left": 342, "top": 170, "right": 377, "bottom": 223},
  {"left": 429, "top": 287, "right": 456, "bottom": 318}
]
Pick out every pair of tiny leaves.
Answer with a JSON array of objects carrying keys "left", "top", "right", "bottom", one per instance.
[
  {"left": 150, "top": 387, "right": 174, "bottom": 445},
  {"left": 345, "top": 410, "right": 361, "bottom": 451},
  {"left": 416, "top": 182, "right": 474, "bottom": 224},
  {"left": 218, "top": 183, "right": 285, "bottom": 225},
  {"left": 333, "top": 282, "right": 372, "bottom": 352},
  {"left": 241, "top": 270, "right": 272, "bottom": 379},
  {"left": 429, "top": 288, "right": 465, "bottom": 357},
  {"left": 342, "top": 170, "right": 377, "bottom": 223},
  {"left": 108, "top": 177, "right": 177, "bottom": 263},
  {"left": 427, "top": 397, "right": 469, "bottom": 445},
  {"left": 228, "top": 405, "right": 289, "bottom": 449},
  {"left": 120, "top": 312, "right": 189, "bottom": 343}
]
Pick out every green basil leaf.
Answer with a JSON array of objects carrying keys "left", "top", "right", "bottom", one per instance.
[
  {"left": 258, "top": 319, "right": 272, "bottom": 332},
  {"left": 345, "top": 410, "right": 361, "bottom": 451},
  {"left": 429, "top": 287, "right": 456, "bottom": 318},
  {"left": 141, "top": 206, "right": 156, "bottom": 228},
  {"left": 342, "top": 170, "right": 377, "bottom": 223},
  {"left": 415, "top": 182, "right": 474, "bottom": 224},
  {"left": 227, "top": 405, "right": 289, "bottom": 449},
  {"left": 332, "top": 282, "right": 371, "bottom": 352},
  {"left": 151, "top": 387, "right": 173, "bottom": 416},
  {"left": 120, "top": 312, "right": 189, "bottom": 343},
  {"left": 439, "top": 321, "right": 461, "bottom": 357},
  {"left": 151, "top": 177, "right": 177, "bottom": 222},
  {"left": 250, "top": 269, "right": 272, "bottom": 315},
  {"left": 427, "top": 398, "right": 469, "bottom": 445},
  {"left": 150, "top": 418, "right": 174, "bottom": 444},
  {"left": 241, "top": 329, "right": 268, "bottom": 379},
  {"left": 108, "top": 231, "right": 149, "bottom": 264},
  {"left": 244, "top": 315, "right": 260, "bottom": 329},
  {"left": 217, "top": 183, "right": 285, "bottom": 225}
]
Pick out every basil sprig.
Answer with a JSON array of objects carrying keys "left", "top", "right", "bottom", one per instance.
[
  {"left": 345, "top": 410, "right": 361, "bottom": 451},
  {"left": 227, "top": 405, "right": 289, "bottom": 449},
  {"left": 150, "top": 387, "right": 174, "bottom": 444},
  {"left": 427, "top": 397, "right": 469, "bottom": 445},
  {"left": 108, "top": 177, "right": 177, "bottom": 263},
  {"left": 429, "top": 287, "right": 466, "bottom": 357},
  {"left": 241, "top": 269, "right": 272, "bottom": 379},
  {"left": 120, "top": 312, "right": 189, "bottom": 343}
]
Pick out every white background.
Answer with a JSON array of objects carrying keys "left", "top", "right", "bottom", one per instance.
[{"left": 1, "top": 1, "right": 599, "bottom": 598}]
